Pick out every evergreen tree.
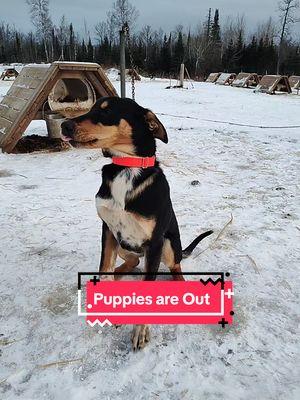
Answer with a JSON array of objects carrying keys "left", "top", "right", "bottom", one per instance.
[
  {"left": 173, "top": 31, "right": 184, "bottom": 72},
  {"left": 207, "top": 9, "right": 222, "bottom": 72},
  {"left": 78, "top": 39, "right": 86, "bottom": 61},
  {"left": 257, "top": 37, "right": 265, "bottom": 74},
  {"left": 160, "top": 34, "right": 171, "bottom": 74},
  {"left": 245, "top": 36, "right": 258, "bottom": 72},
  {"left": 69, "top": 23, "right": 75, "bottom": 60},
  {"left": 210, "top": 9, "right": 221, "bottom": 43},
  {"left": 204, "top": 8, "right": 212, "bottom": 40},
  {"left": 222, "top": 39, "right": 235, "bottom": 71},
  {"left": 234, "top": 30, "right": 244, "bottom": 71},
  {"left": 87, "top": 37, "right": 94, "bottom": 61},
  {"left": 286, "top": 45, "right": 300, "bottom": 74},
  {"left": 14, "top": 32, "right": 22, "bottom": 62}
]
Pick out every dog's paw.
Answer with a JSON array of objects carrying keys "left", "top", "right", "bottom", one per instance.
[{"left": 131, "top": 325, "right": 150, "bottom": 351}]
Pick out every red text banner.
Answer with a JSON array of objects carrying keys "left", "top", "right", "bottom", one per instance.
[{"left": 79, "top": 280, "right": 234, "bottom": 326}]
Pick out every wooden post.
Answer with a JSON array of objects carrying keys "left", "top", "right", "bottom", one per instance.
[
  {"left": 120, "top": 25, "right": 127, "bottom": 98},
  {"left": 179, "top": 63, "right": 185, "bottom": 88}
]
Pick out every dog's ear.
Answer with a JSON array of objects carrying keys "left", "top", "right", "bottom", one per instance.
[{"left": 145, "top": 111, "right": 168, "bottom": 143}]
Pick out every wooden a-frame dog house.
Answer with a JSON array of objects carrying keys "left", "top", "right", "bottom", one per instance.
[
  {"left": 215, "top": 73, "right": 236, "bottom": 86},
  {"left": 289, "top": 76, "right": 300, "bottom": 92},
  {"left": 0, "top": 62, "right": 117, "bottom": 153},
  {"left": 232, "top": 72, "right": 260, "bottom": 88},
  {"left": 255, "top": 75, "right": 292, "bottom": 94},
  {"left": 206, "top": 72, "right": 221, "bottom": 83}
]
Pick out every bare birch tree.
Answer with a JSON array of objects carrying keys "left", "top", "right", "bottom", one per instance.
[
  {"left": 95, "top": 13, "right": 116, "bottom": 45},
  {"left": 277, "top": 0, "right": 300, "bottom": 73},
  {"left": 57, "top": 15, "right": 69, "bottom": 60},
  {"left": 26, "top": 0, "right": 53, "bottom": 62},
  {"left": 108, "top": 0, "right": 139, "bottom": 35},
  {"left": 256, "top": 17, "right": 277, "bottom": 42},
  {"left": 140, "top": 25, "right": 152, "bottom": 62},
  {"left": 191, "top": 27, "right": 212, "bottom": 76},
  {"left": 95, "top": 21, "right": 108, "bottom": 43}
]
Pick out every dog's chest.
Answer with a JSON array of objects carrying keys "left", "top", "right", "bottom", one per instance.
[{"left": 96, "top": 169, "right": 153, "bottom": 248}]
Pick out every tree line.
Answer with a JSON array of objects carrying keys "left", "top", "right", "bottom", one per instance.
[{"left": 0, "top": 0, "right": 299, "bottom": 79}]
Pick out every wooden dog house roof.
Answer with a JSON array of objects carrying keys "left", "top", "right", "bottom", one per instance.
[
  {"left": 289, "top": 75, "right": 300, "bottom": 91},
  {"left": 232, "top": 72, "right": 260, "bottom": 88},
  {"left": 206, "top": 72, "right": 221, "bottom": 83},
  {"left": 255, "top": 75, "right": 292, "bottom": 94},
  {"left": 215, "top": 73, "right": 236, "bottom": 85},
  {"left": 0, "top": 62, "right": 117, "bottom": 153}
]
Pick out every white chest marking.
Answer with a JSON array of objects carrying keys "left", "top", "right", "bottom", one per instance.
[
  {"left": 109, "top": 168, "right": 137, "bottom": 209},
  {"left": 96, "top": 168, "right": 154, "bottom": 248}
]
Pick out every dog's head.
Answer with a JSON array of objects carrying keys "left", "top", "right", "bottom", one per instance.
[{"left": 61, "top": 97, "right": 168, "bottom": 157}]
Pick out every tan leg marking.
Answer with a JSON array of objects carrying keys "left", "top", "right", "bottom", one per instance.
[
  {"left": 114, "top": 247, "right": 140, "bottom": 280},
  {"left": 170, "top": 263, "right": 185, "bottom": 281},
  {"left": 162, "top": 239, "right": 185, "bottom": 281},
  {"left": 100, "top": 230, "right": 118, "bottom": 280}
]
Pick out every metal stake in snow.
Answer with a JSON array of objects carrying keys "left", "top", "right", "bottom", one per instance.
[{"left": 120, "top": 24, "right": 127, "bottom": 98}]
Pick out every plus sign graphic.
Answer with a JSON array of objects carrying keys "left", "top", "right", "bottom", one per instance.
[
  {"left": 224, "top": 288, "right": 234, "bottom": 299},
  {"left": 218, "top": 318, "right": 229, "bottom": 328},
  {"left": 90, "top": 275, "right": 100, "bottom": 286}
]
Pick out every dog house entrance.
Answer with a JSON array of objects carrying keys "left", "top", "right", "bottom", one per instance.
[
  {"left": 48, "top": 77, "right": 96, "bottom": 118},
  {"left": 55, "top": 79, "right": 89, "bottom": 101}
]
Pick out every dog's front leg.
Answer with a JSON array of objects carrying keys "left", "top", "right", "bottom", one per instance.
[
  {"left": 144, "top": 238, "right": 164, "bottom": 280},
  {"left": 99, "top": 222, "right": 118, "bottom": 280},
  {"left": 99, "top": 223, "right": 120, "bottom": 329},
  {"left": 132, "top": 239, "right": 163, "bottom": 351}
]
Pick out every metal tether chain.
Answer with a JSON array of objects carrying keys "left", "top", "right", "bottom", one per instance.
[{"left": 124, "top": 24, "right": 136, "bottom": 101}]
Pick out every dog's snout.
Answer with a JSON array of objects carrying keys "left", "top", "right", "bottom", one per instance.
[{"left": 61, "top": 120, "right": 76, "bottom": 138}]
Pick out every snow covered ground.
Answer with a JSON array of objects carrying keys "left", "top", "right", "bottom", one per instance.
[{"left": 0, "top": 73, "right": 299, "bottom": 400}]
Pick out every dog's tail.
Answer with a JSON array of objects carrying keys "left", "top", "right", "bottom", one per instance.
[{"left": 182, "top": 230, "right": 213, "bottom": 258}]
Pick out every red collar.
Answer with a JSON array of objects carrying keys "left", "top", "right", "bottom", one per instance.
[{"left": 112, "top": 156, "right": 156, "bottom": 169}]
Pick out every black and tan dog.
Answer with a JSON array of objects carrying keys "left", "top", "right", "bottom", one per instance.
[{"left": 61, "top": 97, "right": 213, "bottom": 350}]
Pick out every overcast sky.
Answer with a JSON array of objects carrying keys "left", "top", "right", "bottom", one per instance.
[{"left": 2, "top": 0, "right": 299, "bottom": 38}]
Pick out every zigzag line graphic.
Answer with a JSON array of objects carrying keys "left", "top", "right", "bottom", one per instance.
[
  {"left": 87, "top": 319, "right": 112, "bottom": 327},
  {"left": 199, "top": 278, "right": 223, "bottom": 286}
]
